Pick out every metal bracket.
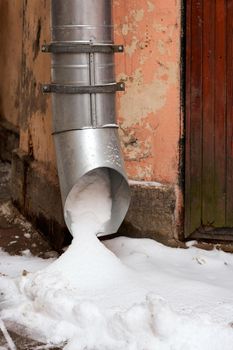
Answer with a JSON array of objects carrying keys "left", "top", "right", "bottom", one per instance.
[
  {"left": 41, "top": 42, "right": 124, "bottom": 54},
  {"left": 42, "top": 82, "right": 125, "bottom": 94}
]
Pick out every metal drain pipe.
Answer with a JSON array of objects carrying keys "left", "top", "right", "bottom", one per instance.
[{"left": 42, "top": 0, "right": 130, "bottom": 235}]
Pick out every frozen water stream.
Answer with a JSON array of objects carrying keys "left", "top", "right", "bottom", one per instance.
[{"left": 1, "top": 169, "right": 233, "bottom": 349}]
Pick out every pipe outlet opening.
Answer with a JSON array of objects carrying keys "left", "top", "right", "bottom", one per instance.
[{"left": 64, "top": 167, "right": 130, "bottom": 237}]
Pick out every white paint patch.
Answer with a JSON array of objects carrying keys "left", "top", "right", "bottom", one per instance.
[
  {"left": 129, "top": 179, "right": 163, "bottom": 187},
  {"left": 133, "top": 9, "right": 144, "bottom": 22},
  {"left": 147, "top": 1, "right": 155, "bottom": 13}
]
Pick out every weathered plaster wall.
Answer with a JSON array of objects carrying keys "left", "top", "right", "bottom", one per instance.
[
  {"left": 1, "top": 0, "right": 181, "bottom": 184},
  {"left": 0, "top": 0, "right": 183, "bottom": 246},
  {"left": 0, "top": 0, "right": 22, "bottom": 128},
  {"left": 19, "top": 0, "right": 57, "bottom": 172},
  {"left": 113, "top": 0, "right": 181, "bottom": 184},
  {"left": 18, "top": 0, "right": 181, "bottom": 185}
]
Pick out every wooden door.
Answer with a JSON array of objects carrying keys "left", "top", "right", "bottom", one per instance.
[{"left": 185, "top": 0, "right": 233, "bottom": 240}]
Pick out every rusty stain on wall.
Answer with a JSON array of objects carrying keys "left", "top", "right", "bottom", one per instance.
[
  {"left": 20, "top": 52, "right": 47, "bottom": 130},
  {"left": 33, "top": 18, "right": 42, "bottom": 61}
]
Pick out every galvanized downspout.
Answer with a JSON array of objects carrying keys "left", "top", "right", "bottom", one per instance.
[{"left": 42, "top": 0, "right": 130, "bottom": 236}]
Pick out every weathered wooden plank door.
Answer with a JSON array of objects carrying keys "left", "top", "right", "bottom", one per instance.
[{"left": 185, "top": 0, "right": 233, "bottom": 239}]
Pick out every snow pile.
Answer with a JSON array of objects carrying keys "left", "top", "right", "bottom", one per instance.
[{"left": 1, "top": 169, "right": 233, "bottom": 349}]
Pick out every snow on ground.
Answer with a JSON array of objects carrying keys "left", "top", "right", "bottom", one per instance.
[
  {"left": 0, "top": 249, "right": 53, "bottom": 278},
  {"left": 1, "top": 238, "right": 233, "bottom": 350},
  {"left": 0, "top": 170, "right": 233, "bottom": 349}
]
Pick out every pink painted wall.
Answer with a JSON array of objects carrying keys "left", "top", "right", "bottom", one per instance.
[{"left": 113, "top": 0, "right": 181, "bottom": 184}]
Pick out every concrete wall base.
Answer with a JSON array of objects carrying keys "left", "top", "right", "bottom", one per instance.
[
  {"left": 121, "top": 181, "right": 182, "bottom": 247},
  {"left": 0, "top": 119, "right": 19, "bottom": 162},
  {"left": 11, "top": 148, "right": 182, "bottom": 250},
  {"left": 11, "top": 149, "right": 70, "bottom": 250}
]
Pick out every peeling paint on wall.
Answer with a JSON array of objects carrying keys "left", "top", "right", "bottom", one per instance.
[{"left": 113, "top": 0, "right": 181, "bottom": 183}]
